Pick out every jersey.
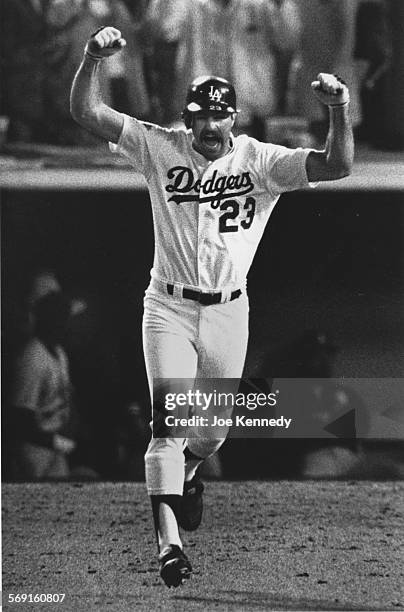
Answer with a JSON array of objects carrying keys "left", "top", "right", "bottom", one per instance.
[
  {"left": 12, "top": 338, "right": 72, "bottom": 434},
  {"left": 110, "top": 114, "right": 314, "bottom": 291}
]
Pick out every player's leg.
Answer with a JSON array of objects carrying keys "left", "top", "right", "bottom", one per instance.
[
  {"left": 143, "top": 331, "right": 197, "bottom": 541},
  {"left": 185, "top": 292, "right": 249, "bottom": 466},
  {"left": 179, "top": 293, "right": 249, "bottom": 531},
  {"left": 143, "top": 289, "right": 198, "bottom": 585}
]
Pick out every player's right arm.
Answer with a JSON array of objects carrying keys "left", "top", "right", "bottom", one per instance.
[{"left": 70, "top": 27, "right": 126, "bottom": 144}]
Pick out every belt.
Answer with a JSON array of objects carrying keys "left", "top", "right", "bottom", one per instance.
[{"left": 167, "top": 283, "right": 241, "bottom": 305}]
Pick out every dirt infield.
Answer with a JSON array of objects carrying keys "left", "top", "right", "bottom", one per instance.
[{"left": 2, "top": 481, "right": 403, "bottom": 611}]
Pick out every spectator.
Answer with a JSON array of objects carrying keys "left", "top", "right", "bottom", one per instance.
[
  {"left": 271, "top": 0, "right": 302, "bottom": 116},
  {"left": 236, "top": 330, "right": 372, "bottom": 480},
  {"left": 293, "top": 0, "right": 361, "bottom": 144},
  {"left": 0, "top": 0, "right": 151, "bottom": 145},
  {"left": 146, "top": 0, "right": 300, "bottom": 137},
  {"left": 1, "top": 0, "right": 48, "bottom": 142},
  {"left": 8, "top": 272, "right": 85, "bottom": 481},
  {"left": 44, "top": 0, "right": 151, "bottom": 144},
  {"left": 354, "top": 0, "right": 393, "bottom": 146},
  {"left": 281, "top": 330, "right": 370, "bottom": 479}
]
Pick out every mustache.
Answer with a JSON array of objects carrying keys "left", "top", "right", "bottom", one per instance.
[{"left": 200, "top": 129, "right": 222, "bottom": 140}]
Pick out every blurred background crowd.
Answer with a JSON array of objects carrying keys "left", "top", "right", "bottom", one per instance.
[
  {"left": 5, "top": 268, "right": 402, "bottom": 484},
  {"left": 1, "top": 0, "right": 403, "bottom": 150},
  {"left": 1, "top": 0, "right": 404, "bottom": 483}
]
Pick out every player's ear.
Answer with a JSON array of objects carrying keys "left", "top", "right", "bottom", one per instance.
[{"left": 182, "top": 111, "right": 192, "bottom": 130}]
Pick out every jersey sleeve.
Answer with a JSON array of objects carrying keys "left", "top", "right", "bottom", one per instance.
[
  {"left": 109, "top": 114, "right": 161, "bottom": 179},
  {"left": 258, "top": 143, "right": 316, "bottom": 195},
  {"left": 110, "top": 114, "right": 188, "bottom": 181}
]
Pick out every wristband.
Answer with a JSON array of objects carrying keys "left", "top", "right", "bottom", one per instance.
[
  {"left": 328, "top": 100, "right": 349, "bottom": 108},
  {"left": 84, "top": 50, "right": 105, "bottom": 62}
]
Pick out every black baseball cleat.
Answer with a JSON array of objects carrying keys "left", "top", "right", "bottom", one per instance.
[
  {"left": 159, "top": 545, "right": 192, "bottom": 588},
  {"left": 178, "top": 474, "right": 204, "bottom": 531}
]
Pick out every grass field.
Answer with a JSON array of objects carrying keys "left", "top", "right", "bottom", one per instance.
[{"left": 2, "top": 481, "right": 403, "bottom": 611}]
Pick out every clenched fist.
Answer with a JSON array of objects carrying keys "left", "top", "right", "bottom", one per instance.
[
  {"left": 85, "top": 26, "right": 126, "bottom": 60},
  {"left": 311, "top": 73, "right": 350, "bottom": 107}
]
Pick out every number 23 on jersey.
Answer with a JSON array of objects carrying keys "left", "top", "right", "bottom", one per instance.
[{"left": 218, "top": 196, "right": 256, "bottom": 233}]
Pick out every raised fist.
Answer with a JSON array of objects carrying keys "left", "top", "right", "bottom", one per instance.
[
  {"left": 311, "top": 73, "right": 350, "bottom": 107},
  {"left": 85, "top": 26, "right": 126, "bottom": 59}
]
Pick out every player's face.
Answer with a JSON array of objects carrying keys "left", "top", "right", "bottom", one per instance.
[{"left": 191, "top": 111, "right": 235, "bottom": 160}]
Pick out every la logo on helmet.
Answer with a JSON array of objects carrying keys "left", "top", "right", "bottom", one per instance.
[{"left": 209, "top": 86, "right": 222, "bottom": 102}]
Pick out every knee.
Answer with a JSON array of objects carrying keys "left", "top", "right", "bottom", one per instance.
[{"left": 144, "top": 437, "right": 184, "bottom": 463}]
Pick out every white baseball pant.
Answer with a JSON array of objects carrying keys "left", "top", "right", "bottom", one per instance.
[{"left": 143, "top": 277, "right": 249, "bottom": 495}]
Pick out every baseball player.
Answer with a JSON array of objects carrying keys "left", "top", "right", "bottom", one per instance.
[{"left": 70, "top": 26, "right": 354, "bottom": 588}]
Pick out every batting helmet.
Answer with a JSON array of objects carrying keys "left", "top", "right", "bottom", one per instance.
[{"left": 182, "top": 75, "right": 238, "bottom": 128}]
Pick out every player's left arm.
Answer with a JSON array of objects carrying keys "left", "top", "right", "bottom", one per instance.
[{"left": 305, "top": 73, "right": 354, "bottom": 182}]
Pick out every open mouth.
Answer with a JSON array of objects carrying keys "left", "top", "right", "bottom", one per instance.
[{"left": 201, "top": 132, "right": 221, "bottom": 148}]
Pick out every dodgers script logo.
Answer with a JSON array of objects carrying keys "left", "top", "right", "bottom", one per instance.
[{"left": 165, "top": 166, "right": 254, "bottom": 208}]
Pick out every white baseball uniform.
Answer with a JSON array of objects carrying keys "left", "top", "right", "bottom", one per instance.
[{"left": 110, "top": 114, "right": 314, "bottom": 495}]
